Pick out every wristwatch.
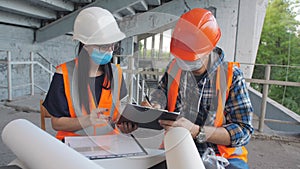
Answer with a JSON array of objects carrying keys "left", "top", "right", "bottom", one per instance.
[{"left": 195, "top": 126, "right": 206, "bottom": 143}]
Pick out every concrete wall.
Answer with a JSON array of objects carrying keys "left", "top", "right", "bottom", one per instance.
[{"left": 0, "top": 24, "right": 76, "bottom": 100}]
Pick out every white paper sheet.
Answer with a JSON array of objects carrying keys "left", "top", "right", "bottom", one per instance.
[
  {"left": 65, "top": 134, "right": 147, "bottom": 159},
  {"left": 164, "top": 127, "right": 206, "bottom": 169},
  {"left": 1, "top": 119, "right": 104, "bottom": 169}
]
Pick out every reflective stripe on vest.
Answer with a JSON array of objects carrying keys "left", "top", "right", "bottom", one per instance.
[
  {"left": 166, "top": 60, "right": 248, "bottom": 162},
  {"left": 56, "top": 59, "right": 122, "bottom": 140}
]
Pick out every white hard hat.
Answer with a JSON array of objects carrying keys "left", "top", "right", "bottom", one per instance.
[{"left": 73, "top": 7, "right": 126, "bottom": 45}]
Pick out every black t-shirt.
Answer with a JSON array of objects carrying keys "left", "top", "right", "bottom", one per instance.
[
  {"left": 43, "top": 73, "right": 105, "bottom": 117},
  {"left": 193, "top": 70, "right": 207, "bottom": 83}
]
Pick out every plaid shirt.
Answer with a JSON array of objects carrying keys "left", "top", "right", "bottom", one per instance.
[{"left": 151, "top": 48, "right": 253, "bottom": 155}]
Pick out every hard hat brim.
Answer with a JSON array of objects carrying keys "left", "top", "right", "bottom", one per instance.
[{"left": 73, "top": 31, "right": 126, "bottom": 45}]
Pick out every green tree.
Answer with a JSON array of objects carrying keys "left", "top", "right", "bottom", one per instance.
[{"left": 253, "top": 0, "right": 300, "bottom": 114}]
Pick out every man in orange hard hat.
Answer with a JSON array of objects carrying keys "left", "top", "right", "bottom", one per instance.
[{"left": 146, "top": 8, "right": 253, "bottom": 169}]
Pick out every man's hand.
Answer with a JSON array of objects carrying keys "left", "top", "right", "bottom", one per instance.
[
  {"left": 89, "top": 108, "right": 110, "bottom": 125},
  {"left": 117, "top": 122, "right": 138, "bottom": 134},
  {"left": 159, "top": 117, "right": 199, "bottom": 138}
]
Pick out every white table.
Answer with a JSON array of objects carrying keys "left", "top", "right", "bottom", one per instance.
[{"left": 93, "top": 149, "right": 166, "bottom": 169}]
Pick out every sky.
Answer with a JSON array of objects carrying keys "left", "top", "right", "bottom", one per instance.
[{"left": 291, "top": 1, "right": 300, "bottom": 21}]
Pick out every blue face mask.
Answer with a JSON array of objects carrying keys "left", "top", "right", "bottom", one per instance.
[{"left": 90, "top": 48, "right": 113, "bottom": 65}]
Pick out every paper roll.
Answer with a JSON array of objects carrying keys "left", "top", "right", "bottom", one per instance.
[
  {"left": 1, "top": 119, "right": 104, "bottom": 169},
  {"left": 164, "top": 127, "right": 205, "bottom": 169}
]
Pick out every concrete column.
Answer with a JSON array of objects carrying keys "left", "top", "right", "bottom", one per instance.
[
  {"left": 235, "top": 0, "right": 268, "bottom": 78},
  {"left": 121, "top": 37, "right": 134, "bottom": 56}
]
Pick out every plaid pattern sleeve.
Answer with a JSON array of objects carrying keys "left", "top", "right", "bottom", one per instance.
[{"left": 224, "top": 66, "right": 254, "bottom": 147}]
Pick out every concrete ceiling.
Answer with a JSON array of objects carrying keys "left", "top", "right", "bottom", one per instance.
[
  {"left": 0, "top": 0, "right": 178, "bottom": 42},
  {"left": 0, "top": 0, "right": 91, "bottom": 28}
]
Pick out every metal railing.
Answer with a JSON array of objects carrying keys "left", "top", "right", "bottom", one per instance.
[
  {"left": 121, "top": 57, "right": 300, "bottom": 132},
  {"left": 242, "top": 63, "right": 300, "bottom": 132},
  {"left": 0, "top": 50, "right": 54, "bottom": 101},
  {"left": 116, "top": 55, "right": 164, "bottom": 104}
]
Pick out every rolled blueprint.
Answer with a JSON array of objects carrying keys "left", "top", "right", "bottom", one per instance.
[
  {"left": 1, "top": 119, "right": 104, "bottom": 169},
  {"left": 164, "top": 127, "right": 205, "bottom": 169}
]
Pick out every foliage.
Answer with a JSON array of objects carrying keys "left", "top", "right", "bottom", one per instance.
[{"left": 253, "top": 0, "right": 300, "bottom": 114}]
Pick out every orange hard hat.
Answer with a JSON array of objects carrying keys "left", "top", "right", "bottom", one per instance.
[{"left": 170, "top": 8, "right": 221, "bottom": 61}]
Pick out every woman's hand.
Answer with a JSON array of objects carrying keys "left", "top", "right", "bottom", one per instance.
[
  {"left": 140, "top": 101, "right": 161, "bottom": 109},
  {"left": 89, "top": 108, "right": 110, "bottom": 125},
  {"left": 159, "top": 117, "right": 199, "bottom": 138},
  {"left": 117, "top": 122, "right": 138, "bottom": 134}
]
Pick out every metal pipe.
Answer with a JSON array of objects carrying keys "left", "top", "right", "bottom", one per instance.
[
  {"left": 146, "top": 88, "right": 149, "bottom": 97},
  {"left": 30, "top": 52, "right": 34, "bottom": 96},
  {"left": 35, "top": 62, "right": 53, "bottom": 74},
  {"left": 143, "top": 39, "right": 147, "bottom": 59},
  {"left": 234, "top": 0, "right": 241, "bottom": 61},
  {"left": 258, "top": 65, "right": 271, "bottom": 132},
  {"left": 11, "top": 84, "right": 31, "bottom": 89},
  {"left": 0, "top": 85, "right": 7, "bottom": 88},
  {"left": 264, "top": 119, "right": 300, "bottom": 125},
  {"left": 151, "top": 35, "right": 155, "bottom": 59},
  {"left": 127, "top": 57, "right": 134, "bottom": 103},
  {"left": 158, "top": 33, "right": 163, "bottom": 59},
  {"left": 142, "top": 79, "right": 145, "bottom": 101},
  {"left": 113, "top": 55, "right": 118, "bottom": 64},
  {"left": 10, "top": 61, "right": 36, "bottom": 64},
  {"left": 34, "top": 84, "right": 48, "bottom": 93},
  {"left": 245, "top": 78, "right": 300, "bottom": 87},
  {"left": 136, "top": 73, "right": 140, "bottom": 104},
  {"left": 7, "top": 51, "right": 12, "bottom": 101},
  {"left": 49, "top": 63, "right": 53, "bottom": 83}
]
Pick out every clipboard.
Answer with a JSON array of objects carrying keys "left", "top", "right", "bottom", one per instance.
[
  {"left": 65, "top": 134, "right": 147, "bottom": 160},
  {"left": 117, "top": 103, "right": 180, "bottom": 130}
]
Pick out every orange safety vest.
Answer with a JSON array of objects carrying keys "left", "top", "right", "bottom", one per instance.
[
  {"left": 166, "top": 59, "right": 248, "bottom": 162},
  {"left": 55, "top": 59, "right": 123, "bottom": 140}
]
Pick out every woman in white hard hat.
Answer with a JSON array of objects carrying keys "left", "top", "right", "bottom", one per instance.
[{"left": 43, "top": 7, "right": 137, "bottom": 141}]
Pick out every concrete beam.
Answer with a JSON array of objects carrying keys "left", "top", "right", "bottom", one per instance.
[
  {"left": 119, "top": 0, "right": 204, "bottom": 37},
  {"left": 137, "top": 33, "right": 155, "bottom": 41},
  {"left": 26, "top": 0, "right": 74, "bottom": 11},
  {"left": 145, "top": 0, "right": 161, "bottom": 6},
  {"left": 35, "top": 0, "right": 142, "bottom": 43},
  {"left": 119, "top": 7, "right": 136, "bottom": 16},
  {"left": 120, "top": 12, "right": 177, "bottom": 38},
  {"left": 0, "top": 0, "right": 57, "bottom": 19},
  {"left": 68, "top": 0, "right": 92, "bottom": 3},
  {"left": 113, "top": 13, "right": 123, "bottom": 21},
  {"left": 132, "top": 0, "right": 148, "bottom": 11},
  {"left": 0, "top": 10, "right": 40, "bottom": 28}
]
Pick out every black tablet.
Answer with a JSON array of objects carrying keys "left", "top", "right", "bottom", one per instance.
[{"left": 117, "top": 103, "right": 180, "bottom": 130}]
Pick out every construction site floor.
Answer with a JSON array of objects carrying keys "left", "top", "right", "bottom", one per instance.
[{"left": 0, "top": 95, "right": 299, "bottom": 169}]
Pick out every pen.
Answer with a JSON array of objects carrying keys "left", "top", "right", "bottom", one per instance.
[{"left": 144, "top": 95, "right": 152, "bottom": 105}]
